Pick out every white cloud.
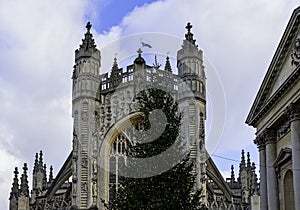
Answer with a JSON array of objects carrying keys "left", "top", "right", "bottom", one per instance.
[
  {"left": 93, "top": 0, "right": 299, "bottom": 171},
  {"left": 1, "top": 0, "right": 299, "bottom": 209},
  {"left": 101, "top": 0, "right": 299, "bottom": 153},
  {"left": 0, "top": 0, "right": 88, "bottom": 209}
]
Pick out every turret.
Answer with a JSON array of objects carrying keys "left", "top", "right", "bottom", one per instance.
[
  {"left": 176, "top": 23, "right": 207, "bottom": 205},
  {"left": 75, "top": 22, "right": 100, "bottom": 64},
  {"left": 177, "top": 22, "right": 205, "bottom": 101},
  {"left": 72, "top": 22, "right": 101, "bottom": 101},
  {"left": 71, "top": 22, "right": 101, "bottom": 208}
]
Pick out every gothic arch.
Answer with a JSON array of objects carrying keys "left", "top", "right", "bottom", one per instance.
[{"left": 98, "top": 112, "right": 143, "bottom": 202}]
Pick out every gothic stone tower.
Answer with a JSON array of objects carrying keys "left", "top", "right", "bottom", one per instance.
[
  {"left": 71, "top": 22, "right": 101, "bottom": 208},
  {"left": 70, "top": 22, "right": 208, "bottom": 209},
  {"left": 177, "top": 22, "right": 207, "bottom": 204},
  {"left": 8, "top": 21, "right": 258, "bottom": 210}
]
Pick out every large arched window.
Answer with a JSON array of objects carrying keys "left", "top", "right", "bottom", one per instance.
[
  {"left": 108, "top": 121, "right": 144, "bottom": 208},
  {"left": 109, "top": 133, "right": 128, "bottom": 207},
  {"left": 284, "top": 170, "right": 294, "bottom": 210}
]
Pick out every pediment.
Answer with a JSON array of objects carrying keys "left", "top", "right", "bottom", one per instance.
[{"left": 246, "top": 6, "right": 300, "bottom": 126}]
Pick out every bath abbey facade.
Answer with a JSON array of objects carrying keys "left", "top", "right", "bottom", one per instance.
[{"left": 9, "top": 22, "right": 259, "bottom": 209}]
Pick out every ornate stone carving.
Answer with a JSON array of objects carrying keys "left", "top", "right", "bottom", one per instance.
[
  {"left": 262, "top": 128, "right": 277, "bottom": 144},
  {"left": 92, "top": 159, "right": 97, "bottom": 175},
  {"left": 254, "top": 135, "right": 266, "bottom": 150},
  {"left": 81, "top": 182, "right": 87, "bottom": 192},
  {"left": 72, "top": 180, "right": 77, "bottom": 197},
  {"left": 72, "top": 129, "right": 78, "bottom": 154},
  {"left": 81, "top": 112, "right": 88, "bottom": 121},
  {"left": 291, "top": 35, "right": 300, "bottom": 66},
  {"left": 285, "top": 102, "right": 300, "bottom": 122},
  {"left": 92, "top": 181, "right": 97, "bottom": 196},
  {"left": 81, "top": 158, "right": 88, "bottom": 168},
  {"left": 277, "top": 120, "right": 290, "bottom": 138}
]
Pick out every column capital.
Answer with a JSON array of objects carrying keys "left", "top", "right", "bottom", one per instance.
[
  {"left": 254, "top": 135, "right": 266, "bottom": 150},
  {"left": 262, "top": 128, "right": 277, "bottom": 144},
  {"left": 285, "top": 102, "right": 300, "bottom": 122}
]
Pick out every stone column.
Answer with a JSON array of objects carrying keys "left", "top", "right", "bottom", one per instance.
[
  {"left": 285, "top": 103, "right": 300, "bottom": 210},
  {"left": 263, "top": 128, "right": 279, "bottom": 210},
  {"left": 254, "top": 135, "right": 268, "bottom": 210}
]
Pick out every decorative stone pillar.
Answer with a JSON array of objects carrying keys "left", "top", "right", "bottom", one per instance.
[
  {"left": 285, "top": 103, "right": 300, "bottom": 210},
  {"left": 254, "top": 136, "right": 267, "bottom": 209},
  {"left": 254, "top": 135, "right": 267, "bottom": 210},
  {"left": 263, "top": 128, "right": 279, "bottom": 210}
]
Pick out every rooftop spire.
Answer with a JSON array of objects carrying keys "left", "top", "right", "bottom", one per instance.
[
  {"left": 185, "top": 22, "right": 196, "bottom": 45},
  {"left": 112, "top": 57, "right": 118, "bottom": 69},
  {"left": 247, "top": 152, "right": 251, "bottom": 168},
  {"left": 42, "top": 164, "right": 47, "bottom": 190},
  {"left": 164, "top": 56, "right": 172, "bottom": 72},
  {"left": 79, "top": 22, "right": 97, "bottom": 51},
  {"left": 20, "top": 163, "right": 29, "bottom": 197},
  {"left": 9, "top": 167, "right": 19, "bottom": 200},
  {"left": 49, "top": 165, "right": 54, "bottom": 184},
  {"left": 39, "top": 150, "right": 43, "bottom": 169},
  {"left": 33, "top": 152, "right": 38, "bottom": 172},
  {"left": 86, "top": 22, "right": 92, "bottom": 32},
  {"left": 231, "top": 165, "right": 235, "bottom": 182},
  {"left": 240, "top": 149, "right": 246, "bottom": 169}
]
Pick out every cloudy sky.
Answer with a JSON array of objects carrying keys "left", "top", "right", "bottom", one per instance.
[{"left": 1, "top": 0, "right": 299, "bottom": 208}]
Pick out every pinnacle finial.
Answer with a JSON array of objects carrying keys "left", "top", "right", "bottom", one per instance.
[
  {"left": 247, "top": 152, "right": 251, "bottom": 168},
  {"left": 33, "top": 153, "right": 38, "bottom": 172},
  {"left": 134, "top": 48, "right": 145, "bottom": 64},
  {"left": 20, "top": 163, "right": 29, "bottom": 197},
  {"left": 240, "top": 149, "right": 246, "bottom": 169},
  {"left": 186, "top": 22, "right": 192, "bottom": 32},
  {"left": 10, "top": 167, "right": 19, "bottom": 200},
  {"left": 137, "top": 48, "right": 143, "bottom": 55},
  {"left": 241, "top": 149, "right": 245, "bottom": 160},
  {"left": 86, "top": 22, "right": 92, "bottom": 32},
  {"left": 185, "top": 22, "right": 196, "bottom": 44},
  {"left": 77, "top": 22, "right": 97, "bottom": 52},
  {"left": 23, "top": 163, "right": 28, "bottom": 173},
  {"left": 39, "top": 150, "right": 43, "bottom": 166},
  {"left": 164, "top": 56, "right": 172, "bottom": 72},
  {"left": 112, "top": 56, "right": 119, "bottom": 71},
  {"left": 49, "top": 165, "right": 54, "bottom": 182},
  {"left": 231, "top": 165, "right": 235, "bottom": 182}
]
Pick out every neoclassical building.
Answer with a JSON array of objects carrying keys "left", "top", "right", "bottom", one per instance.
[
  {"left": 9, "top": 22, "right": 259, "bottom": 210},
  {"left": 246, "top": 6, "right": 300, "bottom": 210}
]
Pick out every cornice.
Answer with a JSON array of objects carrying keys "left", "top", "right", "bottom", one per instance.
[
  {"left": 246, "top": 8, "right": 300, "bottom": 127},
  {"left": 250, "top": 66, "right": 300, "bottom": 126},
  {"left": 285, "top": 102, "right": 300, "bottom": 122}
]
